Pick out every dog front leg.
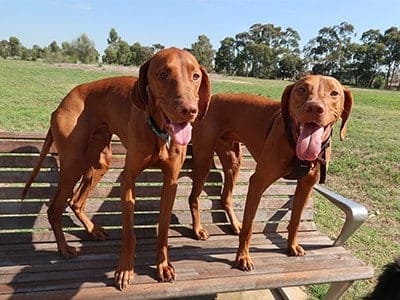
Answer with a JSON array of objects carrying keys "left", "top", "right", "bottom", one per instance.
[
  {"left": 287, "top": 169, "right": 319, "bottom": 256},
  {"left": 115, "top": 168, "right": 136, "bottom": 290},
  {"left": 236, "top": 170, "right": 276, "bottom": 271},
  {"left": 156, "top": 166, "right": 181, "bottom": 282}
]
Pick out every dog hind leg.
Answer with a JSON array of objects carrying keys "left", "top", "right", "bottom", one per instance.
[
  {"left": 215, "top": 141, "right": 242, "bottom": 235},
  {"left": 48, "top": 163, "right": 87, "bottom": 258},
  {"left": 188, "top": 145, "right": 215, "bottom": 240},
  {"left": 68, "top": 127, "right": 112, "bottom": 241}
]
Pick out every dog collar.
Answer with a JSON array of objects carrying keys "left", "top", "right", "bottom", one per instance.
[{"left": 147, "top": 116, "right": 171, "bottom": 148}]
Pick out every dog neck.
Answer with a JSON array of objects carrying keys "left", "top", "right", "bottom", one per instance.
[
  {"left": 145, "top": 86, "right": 172, "bottom": 148},
  {"left": 146, "top": 115, "right": 171, "bottom": 148}
]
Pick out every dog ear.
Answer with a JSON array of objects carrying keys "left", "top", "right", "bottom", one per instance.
[
  {"left": 196, "top": 66, "right": 211, "bottom": 120},
  {"left": 281, "top": 83, "right": 295, "bottom": 119},
  {"left": 131, "top": 59, "right": 150, "bottom": 110},
  {"left": 339, "top": 88, "right": 353, "bottom": 140}
]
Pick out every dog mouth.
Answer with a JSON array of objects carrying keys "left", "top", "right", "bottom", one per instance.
[
  {"left": 161, "top": 113, "right": 193, "bottom": 146},
  {"left": 296, "top": 122, "right": 332, "bottom": 161}
]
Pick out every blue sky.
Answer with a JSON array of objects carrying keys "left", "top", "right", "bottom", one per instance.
[{"left": 1, "top": 0, "right": 399, "bottom": 55}]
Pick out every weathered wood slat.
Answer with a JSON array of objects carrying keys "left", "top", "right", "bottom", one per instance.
[
  {"left": 0, "top": 167, "right": 257, "bottom": 184},
  {"left": 0, "top": 195, "right": 303, "bottom": 216},
  {"left": 0, "top": 208, "right": 314, "bottom": 232}
]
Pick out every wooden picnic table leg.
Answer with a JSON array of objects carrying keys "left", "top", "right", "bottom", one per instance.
[{"left": 324, "top": 281, "right": 354, "bottom": 300}]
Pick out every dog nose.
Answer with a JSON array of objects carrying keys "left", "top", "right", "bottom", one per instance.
[
  {"left": 180, "top": 103, "right": 198, "bottom": 119},
  {"left": 305, "top": 101, "right": 325, "bottom": 115}
]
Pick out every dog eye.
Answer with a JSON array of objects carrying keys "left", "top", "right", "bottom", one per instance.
[
  {"left": 193, "top": 73, "right": 200, "bottom": 81},
  {"left": 330, "top": 90, "right": 339, "bottom": 97},
  {"left": 297, "top": 87, "right": 306, "bottom": 94},
  {"left": 159, "top": 71, "right": 169, "bottom": 80}
]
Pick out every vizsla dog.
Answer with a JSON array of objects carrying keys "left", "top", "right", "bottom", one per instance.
[
  {"left": 114, "top": 48, "right": 210, "bottom": 290},
  {"left": 188, "top": 75, "right": 352, "bottom": 270},
  {"left": 22, "top": 47, "right": 211, "bottom": 289}
]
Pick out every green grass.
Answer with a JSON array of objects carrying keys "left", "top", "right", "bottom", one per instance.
[
  {"left": 0, "top": 59, "right": 130, "bottom": 131},
  {"left": 1, "top": 58, "right": 399, "bottom": 299}
]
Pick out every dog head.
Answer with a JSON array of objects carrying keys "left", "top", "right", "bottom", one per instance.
[
  {"left": 131, "top": 47, "right": 211, "bottom": 145},
  {"left": 281, "top": 75, "right": 353, "bottom": 161}
]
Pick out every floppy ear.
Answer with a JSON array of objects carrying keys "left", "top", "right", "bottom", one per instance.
[
  {"left": 196, "top": 66, "right": 211, "bottom": 120},
  {"left": 280, "top": 83, "right": 295, "bottom": 119},
  {"left": 339, "top": 88, "right": 353, "bottom": 141},
  {"left": 131, "top": 59, "right": 150, "bottom": 110}
]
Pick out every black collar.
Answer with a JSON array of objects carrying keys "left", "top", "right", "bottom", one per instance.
[{"left": 147, "top": 116, "right": 171, "bottom": 147}]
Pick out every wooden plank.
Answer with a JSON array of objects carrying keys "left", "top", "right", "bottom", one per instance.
[
  {"left": 0, "top": 232, "right": 373, "bottom": 298},
  {"left": 0, "top": 141, "right": 58, "bottom": 154},
  {"left": 0, "top": 155, "right": 59, "bottom": 168},
  {"left": 0, "top": 206, "right": 314, "bottom": 232},
  {"left": 0, "top": 194, "right": 301, "bottom": 215},
  {"left": 0, "top": 221, "right": 318, "bottom": 246}
]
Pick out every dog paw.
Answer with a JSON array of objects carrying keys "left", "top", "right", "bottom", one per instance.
[
  {"left": 89, "top": 224, "right": 108, "bottom": 241},
  {"left": 194, "top": 227, "right": 210, "bottom": 240},
  {"left": 114, "top": 263, "right": 134, "bottom": 290},
  {"left": 235, "top": 252, "right": 254, "bottom": 271},
  {"left": 157, "top": 262, "right": 176, "bottom": 283},
  {"left": 288, "top": 244, "right": 306, "bottom": 256},
  {"left": 59, "top": 245, "right": 78, "bottom": 259}
]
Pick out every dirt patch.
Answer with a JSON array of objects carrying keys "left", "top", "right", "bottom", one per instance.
[
  {"left": 53, "top": 63, "right": 252, "bottom": 84},
  {"left": 208, "top": 73, "right": 253, "bottom": 84},
  {"left": 54, "top": 63, "right": 140, "bottom": 76}
]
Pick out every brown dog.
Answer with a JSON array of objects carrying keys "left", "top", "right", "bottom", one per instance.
[
  {"left": 188, "top": 75, "right": 352, "bottom": 270},
  {"left": 114, "top": 47, "right": 210, "bottom": 289},
  {"left": 22, "top": 47, "right": 211, "bottom": 289}
]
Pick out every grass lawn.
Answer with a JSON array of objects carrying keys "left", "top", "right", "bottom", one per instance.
[{"left": 1, "top": 58, "right": 399, "bottom": 299}]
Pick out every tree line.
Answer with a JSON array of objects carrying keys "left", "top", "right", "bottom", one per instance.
[{"left": 1, "top": 22, "right": 399, "bottom": 89}]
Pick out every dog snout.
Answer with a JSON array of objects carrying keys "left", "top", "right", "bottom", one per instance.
[
  {"left": 304, "top": 101, "right": 325, "bottom": 115},
  {"left": 179, "top": 102, "right": 198, "bottom": 119}
]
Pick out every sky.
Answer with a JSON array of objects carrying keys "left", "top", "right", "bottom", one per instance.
[{"left": 1, "top": 0, "right": 400, "bottom": 56}]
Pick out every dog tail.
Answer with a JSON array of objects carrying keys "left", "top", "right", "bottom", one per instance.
[{"left": 21, "top": 129, "right": 54, "bottom": 201}]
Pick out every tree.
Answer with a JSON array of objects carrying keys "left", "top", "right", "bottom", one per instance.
[
  {"left": 228, "top": 23, "right": 303, "bottom": 79},
  {"left": 233, "top": 31, "right": 252, "bottom": 76},
  {"left": 191, "top": 34, "right": 214, "bottom": 71},
  {"left": 68, "top": 34, "right": 99, "bottom": 64},
  {"left": 130, "top": 42, "right": 154, "bottom": 66},
  {"left": 0, "top": 40, "right": 9, "bottom": 58},
  {"left": 116, "top": 40, "right": 131, "bottom": 66},
  {"left": 31, "top": 44, "right": 45, "bottom": 60},
  {"left": 107, "top": 28, "right": 120, "bottom": 45},
  {"left": 382, "top": 27, "right": 400, "bottom": 87},
  {"left": 215, "top": 37, "right": 235, "bottom": 75},
  {"left": 304, "top": 22, "right": 355, "bottom": 81},
  {"left": 351, "top": 29, "right": 385, "bottom": 87},
  {"left": 276, "top": 52, "right": 304, "bottom": 80},
  {"left": 152, "top": 43, "right": 165, "bottom": 52},
  {"left": 43, "top": 41, "right": 64, "bottom": 63},
  {"left": 276, "top": 27, "right": 304, "bottom": 79},
  {"left": 103, "top": 28, "right": 120, "bottom": 64},
  {"left": 8, "top": 36, "right": 22, "bottom": 57}
]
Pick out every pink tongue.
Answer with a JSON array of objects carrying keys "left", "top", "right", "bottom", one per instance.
[
  {"left": 296, "top": 123, "right": 324, "bottom": 161},
  {"left": 170, "top": 122, "right": 192, "bottom": 145}
]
